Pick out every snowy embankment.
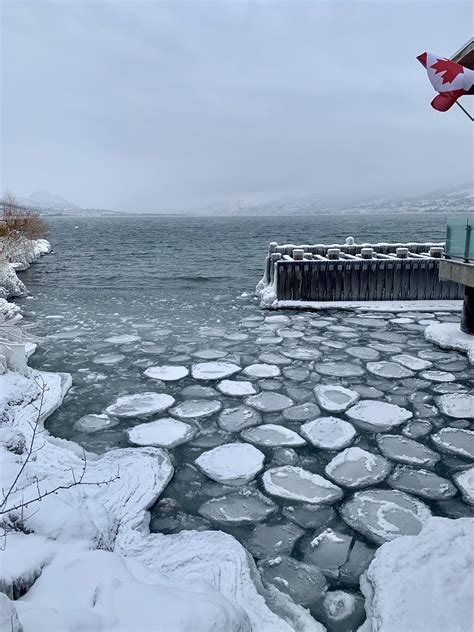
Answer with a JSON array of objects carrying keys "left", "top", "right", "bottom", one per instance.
[
  {"left": 359, "top": 518, "right": 474, "bottom": 632},
  {"left": 0, "top": 299, "right": 321, "bottom": 631},
  {"left": 0, "top": 238, "right": 51, "bottom": 300}
]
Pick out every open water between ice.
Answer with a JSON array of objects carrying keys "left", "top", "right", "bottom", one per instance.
[{"left": 17, "top": 214, "right": 474, "bottom": 631}]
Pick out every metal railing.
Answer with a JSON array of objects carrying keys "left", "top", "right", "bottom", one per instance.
[{"left": 445, "top": 217, "right": 473, "bottom": 262}]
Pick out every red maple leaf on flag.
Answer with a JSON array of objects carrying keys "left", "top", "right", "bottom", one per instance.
[{"left": 430, "top": 58, "right": 464, "bottom": 85}]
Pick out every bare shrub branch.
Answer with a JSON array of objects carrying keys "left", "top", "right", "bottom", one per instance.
[{"left": 1, "top": 377, "right": 120, "bottom": 526}]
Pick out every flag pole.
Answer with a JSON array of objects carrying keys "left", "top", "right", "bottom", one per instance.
[{"left": 455, "top": 101, "right": 474, "bottom": 121}]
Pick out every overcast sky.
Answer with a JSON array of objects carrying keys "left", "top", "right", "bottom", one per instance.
[{"left": 1, "top": 1, "right": 473, "bottom": 213}]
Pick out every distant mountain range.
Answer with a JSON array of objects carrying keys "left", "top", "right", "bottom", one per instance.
[
  {"left": 216, "top": 184, "right": 473, "bottom": 216},
  {"left": 13, "top": 184, "right": 472, "bottom": 216},
  {"left": 16, "top": 191, "right": 122, "bottom": 216}
]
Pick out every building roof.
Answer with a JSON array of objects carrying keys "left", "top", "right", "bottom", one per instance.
[
  {"left": 451, "top": 38, "right": 474, "bottom": 95},
  {"left": 451, "top": 38, "right": 474, "bottom": 69}
]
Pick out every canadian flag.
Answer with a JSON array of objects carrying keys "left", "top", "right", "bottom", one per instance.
[{"left": 417, "top": 52, "right": 474, "bottom": 111}]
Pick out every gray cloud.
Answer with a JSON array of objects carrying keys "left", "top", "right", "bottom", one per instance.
[{"left": 1, "top": 1, "right": 472, "bottom": 212}]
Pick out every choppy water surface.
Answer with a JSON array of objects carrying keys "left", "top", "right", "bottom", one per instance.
[{"left": 17, "top": 214, "right": 474, "bottom": 630}]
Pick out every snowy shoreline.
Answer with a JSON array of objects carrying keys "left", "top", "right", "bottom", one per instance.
[
  {"left": 0, "top": 238, "right": 51, "bottom": 300},
  {"left": 1, "top": 243, "right": 473, "bottom": 631}
]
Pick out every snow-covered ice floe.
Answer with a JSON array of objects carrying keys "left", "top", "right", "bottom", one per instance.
[
  {"left": 359, "top": 518, "right": 474, "bottom": 632},
  {"left": 191, "top": 361, "right": 241, "bottom": 380},
  {"left": 0, "top": 366, "right": 324, "bottom": 632},
  {"left": 263, "top": 466, "right": 344, "bottom": 505},
  {"left": 195, "top": 443, "right": 265, "bottom": 486},
  {"left": 325, "top": 447, "right": 392, "bottom": 489},
  {"left": 340, "top": 489, "right": 432, "bottom": 545},
  {"left": 144, "top": 365, "right": 189, "bottom": 381},
  {"left": 300, "top": 417, "right": 356, "bottom": 450},
  {"left": 345, "top": 400, "right": 412, "bottom": 432},
  {"left": 241, "top": 424, "right": 306, "bottom": 447},
  {"left": 313, "top": 384, "right": 359, "bottom": 413},
  {"left": 127, "top": 417, "right": 196, "bottom": 448},
  {"left": 435, "top": 393, "right": 474, "bottom": 419},
  {"left": 106, "top": 392, "right": 175, "bottom": 418}
]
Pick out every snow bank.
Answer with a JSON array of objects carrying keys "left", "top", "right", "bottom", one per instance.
[
  {"left": 0, "top": 238, "right": 51, "bottom": 299},
  {"left": 424, "top": 321, "right": 474, "bottom": 365},
  {"left": 359, "top": 517, "right": 474, "bottom": 632}
]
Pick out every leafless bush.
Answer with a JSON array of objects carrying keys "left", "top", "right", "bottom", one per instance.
[
  {"left": 0, "top": 376, "right": 120, "bottom": 546},
  {"left": 0, "top": 191, "right": 49, "bottom": 261}
]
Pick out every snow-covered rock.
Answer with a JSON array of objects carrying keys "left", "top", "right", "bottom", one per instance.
[
  {"left": 0, "top": 239, "right": 51, "bottom": 299},
  {"left": 325, "top": 447, "right": 392, "bottom": 489},
  {"left": 313, "top": 385, "right": 360, "bottom": 413},
  {"left": 195, "top": 443, "right": 265, "bottom": 486},
  {"left": 127, "top": 418, "right": 196, "bottom": 448},
  {"left": 301, "top": 417, "right": 356, "bottom": 450},
  {"left": 340, "top": 489, "right": 432, "bottom": 545},
  {"left": 262, "top": 466, "right": 344, "bottom": 504},
  {"left": 144, "top": 365, "right": 189, "bottom": 381},
  {"left": 106, "top": 392, "right": 175, "bottom": 418},
  {"left": 359, "top": 518, "right": 474, "bottom": 632},
  {"left": 345, "top": 400, "right": 412, "bottom": 432}
]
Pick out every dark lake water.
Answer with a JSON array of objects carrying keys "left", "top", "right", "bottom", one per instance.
[{"left": 20, "top": 212, "right": 449, "bottom": 299}]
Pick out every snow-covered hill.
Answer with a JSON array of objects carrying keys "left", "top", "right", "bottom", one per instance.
[
  {"left": 217, "top": 184, "right": 473, "bottom": 217},
  {"left": 15, "top": 191, "right": 122, "bottom": 216}
]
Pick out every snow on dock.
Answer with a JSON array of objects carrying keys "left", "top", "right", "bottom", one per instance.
[{"left": 257, "top": 238, "right": 464, "bottom": 308}]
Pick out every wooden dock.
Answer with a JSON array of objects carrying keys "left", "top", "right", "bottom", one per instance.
[{"left": 257, "top": 239, "right": 464, "bottom": 306}]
